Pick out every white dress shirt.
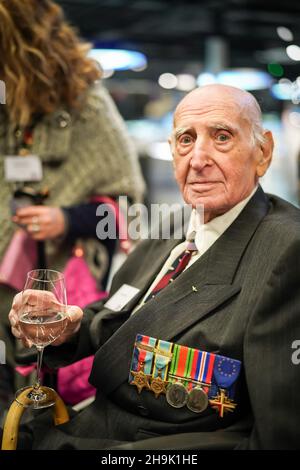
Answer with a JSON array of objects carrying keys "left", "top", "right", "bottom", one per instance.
[{"left": 134, "top": 186, "right": 258, "bottom": 312}]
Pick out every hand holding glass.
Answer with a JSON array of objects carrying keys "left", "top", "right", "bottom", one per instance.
[{"left": 16, "top": 269, "right": 68, "bottom": 409}]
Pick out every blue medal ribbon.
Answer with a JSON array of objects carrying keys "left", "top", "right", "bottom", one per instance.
[
  {"left": 129, "top": 334, "right": 156, "bottom": 382},
  {"left": 152, "top": 339, "right": 173, "bottom": 380},
  {"left": 211, "top": 355, "right": 241, "bottom": 398}
]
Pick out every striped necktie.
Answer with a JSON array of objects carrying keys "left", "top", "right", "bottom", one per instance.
[{"left": 144, "top": 239, "right": 198, "bottom": 303}]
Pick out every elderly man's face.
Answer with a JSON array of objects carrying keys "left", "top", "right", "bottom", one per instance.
[{"left": 171, "top": 86, "right": 272, "bottom": 221}]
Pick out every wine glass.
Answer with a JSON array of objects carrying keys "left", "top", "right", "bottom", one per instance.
[{"left": 15, "top": 269, "right": 68, "bottom": 409}]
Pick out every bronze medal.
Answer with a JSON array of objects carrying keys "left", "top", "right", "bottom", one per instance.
[
  {"left": 130, "top": 369, "right": 150, "bottom": 394},
  {"left": 150, "top": 375, "right": 167, "bottom": 398},
  {"left": 166, "top": 382, "right": 188, "bottom": 408},
  {"left": 187, "top": 386, "right": 208, "bottom": 413},
  {"left": 130, "top": 360, "right": 151, "bottom": 394},
  {"left": 209, "top": 388, "right": 237, "bottom": 418}
]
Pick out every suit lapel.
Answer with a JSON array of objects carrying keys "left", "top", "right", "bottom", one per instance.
[
  {"left": 108, "top": 210, "right": 191, "bottom": 312},
  {"left": 90, "top": 187, "right": 270, "bottom": 394},
  {"left": 120, "top": 238, "right": 184, "bottom": 311}
]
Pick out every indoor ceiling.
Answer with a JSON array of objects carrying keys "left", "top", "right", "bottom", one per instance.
[{"left": 56, "top": 0, "right": 300, "bottom": 82}]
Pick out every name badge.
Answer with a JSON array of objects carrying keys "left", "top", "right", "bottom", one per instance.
[
  {"left": 104, "top": 284, "right": 140, "bottom": 311},
  {"left": 4, "top": 155, "right": 43, "bottom": 182}
]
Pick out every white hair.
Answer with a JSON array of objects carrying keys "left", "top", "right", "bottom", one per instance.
[
  {"left": 252, "top": 122, "right": 266, "bottom": 146},
  {"left": 246, "top": 95, "right": 266, "bottom": 146}
]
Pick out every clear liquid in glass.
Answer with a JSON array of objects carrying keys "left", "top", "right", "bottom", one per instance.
[{"left": 19, "top": 311, "right": 67, "bottom": 347}]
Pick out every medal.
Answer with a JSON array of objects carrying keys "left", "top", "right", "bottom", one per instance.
[
  {"left": 209, "top": 356, "right": 241, "bottom": 417},
  {"left": 166, "top": 381, "right": 188, "bottom": 408},
  {"left": 209, "top": 388, "right": 237, "bottom": 417},
  {"left": 128, "top": 334, "right": 242, "bottom": 418},
  {"left": 150, "top": 339, "right": 173, "bottom": 398},
  {"left": 212, "top": 355, "right": 241, "bottom": 398},
  {"left": 187, "top": 386, "right": 209, "bottom": 413},
  {"left": 166, "top": 344, "right": 190, "bottom": 408},
  {"left": 150, "top": 372, "right": 167, "bottom": 398},
  {"left": 130, "top": 365, "right": 151, "bottom": 394},
  {"left": 129, "top": 334, "right": 156, "bottom": 394},
  {"left": 183, "top": 348, "right": 215, "bottom": 413},
  {"left": 189, "top": 348, "right": 216, "bottom": 394}
]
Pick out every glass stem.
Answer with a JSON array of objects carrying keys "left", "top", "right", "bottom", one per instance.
[{"left": 34, "top": 346, "right": 44, "bottom": 390}]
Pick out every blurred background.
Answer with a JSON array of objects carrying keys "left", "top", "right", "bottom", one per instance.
[{"left": 57, "top": 0, "right": 300, "bottom": 207}]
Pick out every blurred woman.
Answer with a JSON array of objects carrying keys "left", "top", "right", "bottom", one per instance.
[{"left": 0, "top": 0, "right": 145, "bottom": 406}]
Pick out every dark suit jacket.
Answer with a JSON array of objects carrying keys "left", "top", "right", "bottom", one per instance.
[{"left": 33, "top": 186, "right": 300, "bottom": 450}]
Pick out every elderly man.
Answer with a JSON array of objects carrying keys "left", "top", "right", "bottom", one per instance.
[{"left": 8, "top": 84, "right": 300, "bottom": 450}]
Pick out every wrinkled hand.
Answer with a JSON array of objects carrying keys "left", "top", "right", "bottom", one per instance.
[
  {"left": 9, "top": 290, "right": 83, "bottom": 348},
  {"left": 13, "top": 205, "right": 66, "bottom": 240}
]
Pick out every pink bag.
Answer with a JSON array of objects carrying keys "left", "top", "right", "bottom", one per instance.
[
  {"left": 0, "top": 229, "right": 37, "bottom": 291},
  {"left": 64, "top": 248, "right": 108, "bottom": 308},
  {"left": 57, "top": 196, "right": 130, "bottom": 404},
  {"left": 56, "top": 248, "right": 108, "bottom": 404}
]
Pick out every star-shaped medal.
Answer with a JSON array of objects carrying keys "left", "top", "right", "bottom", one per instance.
[
  {"left": 209, "top": 389, "right": 237, "bottom": 418},
  {"left": 150, "top": 375, "right": 167, "bottom": 398},
  {"left": 130, "top": 370, "right": 151, "bottom": 394}
]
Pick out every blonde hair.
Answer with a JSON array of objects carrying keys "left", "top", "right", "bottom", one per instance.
[{"left": 0, "top": 0, "right": 102, "bottom": 126}]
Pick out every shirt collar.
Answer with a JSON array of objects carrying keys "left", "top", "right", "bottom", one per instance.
[{"left": 186, "top": 186, "right": 258, "bottom": 251}]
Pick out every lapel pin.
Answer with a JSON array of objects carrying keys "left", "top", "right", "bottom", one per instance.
[{"left": 192, "top": 285, "right": 198, "bottom": 292}]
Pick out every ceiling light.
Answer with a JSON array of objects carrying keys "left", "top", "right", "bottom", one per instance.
[
  {"left": 279, "top": 78, "right": 292, "bottom": 85},
  {"left": 197, "top": 69, "right": 272, "bottom": 91},
  {"left": 267, "top": 63, "right": 284, "bottom": 78},
  {"left": 218, "top": 69, "right": 272, "bottom": 90},
  {"left": 196, "top": 72, "right": 217, "bottom": 86},
  {"left": 286, "top": 45, "right": 300, "bottom": 61},
  {"left": 88, "top": 49, "right": 147, "bottom": 71},
  {"left": 132, "top": 63, "right": 148, "bottom": 72},
  {"left": 271, "top": 82, "right": 293, "bottom": 100},
  {"left": 277, "top": 26, "right": 293, "bottom": 42},
  {"left": 176, "top": 74, "right": 196, "bottom": 91},
  {"left": 272, "top": 78, "right": 300, "bottom": 102},
  {"left": 158, "top": 73, "right": 178, "bottom": 89}
]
